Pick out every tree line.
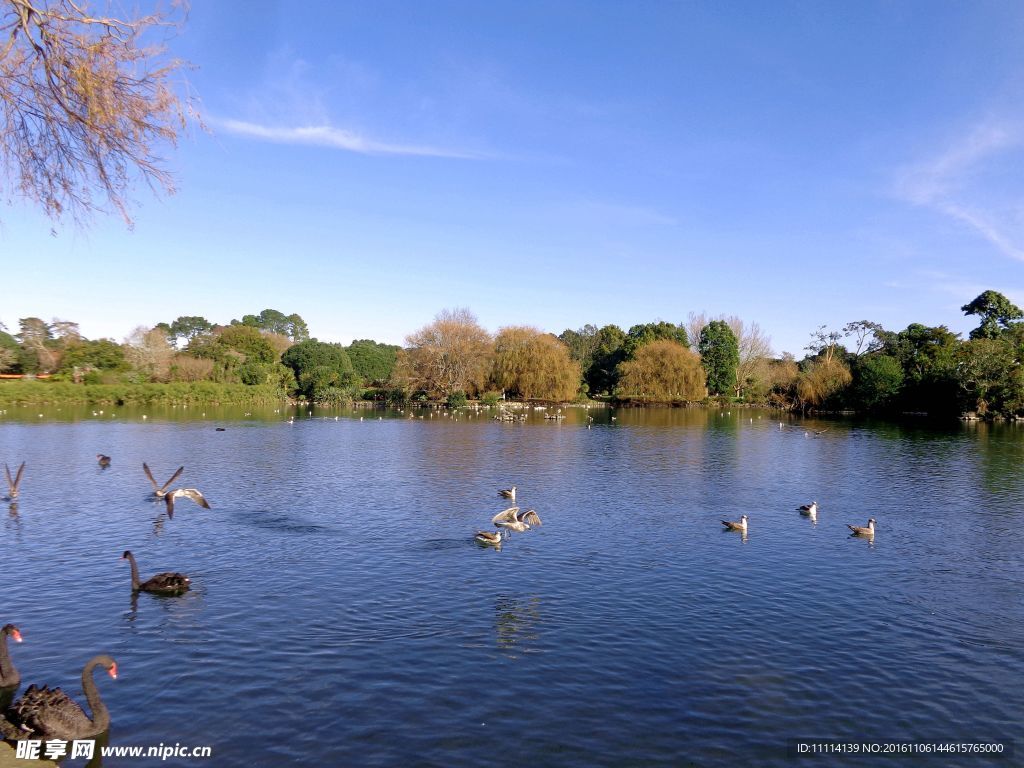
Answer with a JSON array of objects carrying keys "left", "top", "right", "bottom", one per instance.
[{"left": 1, "top": 290, "right": 1022, "bottom": 417}]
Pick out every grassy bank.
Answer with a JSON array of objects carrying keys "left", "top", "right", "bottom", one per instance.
[{"left": 0, "top": 381, "right": 287, "bottom": 406}]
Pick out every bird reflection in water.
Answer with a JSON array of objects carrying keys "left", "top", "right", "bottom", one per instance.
[{"left": 494, "top": 595, "right": 542, "bottom": 658}]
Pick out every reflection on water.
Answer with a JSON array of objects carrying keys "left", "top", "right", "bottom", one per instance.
[
  {"left": 1, "top": 408, "right": 1022, "bottom": 767},
  {"left": 494, "top": 595, "right": 542, "bottom": 658}
]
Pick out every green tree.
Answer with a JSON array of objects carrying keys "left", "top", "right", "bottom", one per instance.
[
  {"left": 235, "top": 309, "right": 310, "bottom": 341},
  {"left": 58, "top": 338, "right": 128, "bottom": 375},
  {"left": 168, "top": 316, "right": 213, "bottom": 344},
  {"left": 698, "top": 320, "right": 739, "bottom": 396},
  {"left": 961, "top": 290, "right": 1024, "bottom": 340},
  {"left": 623, "top": 321, "right": 689, "bottom": 358},
  {"left": 346, "top": 339, "right": 399, "bottom": 385},
  {"left": 877, "top": 323, "right": 960, "bottom": 414},
  {"left": 851, "top": 354, "right": 904, "bottom": 411},
  {"left": 281, "top": 339, "right": 355, "bottom": 401},
  {"left": 585, "top": 324, "right": 627, "bottom": 396},
  {"left": 558, "top": 324, "right": 599, "bottom": 371},
  {"left": 955, "top": 337, "right": 1023, "bottom": 415}
]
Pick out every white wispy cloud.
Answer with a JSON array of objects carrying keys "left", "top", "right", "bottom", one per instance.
[
  {"left": 214, "top": 118, "right": 484, "bottom": 160},
  {"left": 894, "top": 121, "right": 1024, "bottom": 261}
]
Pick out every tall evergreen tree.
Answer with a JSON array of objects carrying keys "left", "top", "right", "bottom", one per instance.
[{"left": 698, "top": 320, "right": 739, "bottom": 396}]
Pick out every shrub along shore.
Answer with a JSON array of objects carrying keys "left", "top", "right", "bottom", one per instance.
[{"left": 0, "top": 381, "right": 286, "bottom": 406}]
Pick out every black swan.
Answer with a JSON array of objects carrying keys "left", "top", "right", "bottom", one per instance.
[
  {"left": 0, "top": 655, "right": 117, "bottom": 741},
  {"left": 163, "top": 488, "right": 210, "bottom": 517},
  {"left": 97, "top": 454, "right": 111, "bottom": 468},
  {"left": 0, "top": 624, "right": 22, "bottom": 689},
  {"left": 142, "top": 462, "right": 183, "bottom": 498},
  {"left": 122, "top": 551, "right": 190, "bottom": 595},
  {"left": 3, "top": 462, "right": 25, "bottom": 501}
]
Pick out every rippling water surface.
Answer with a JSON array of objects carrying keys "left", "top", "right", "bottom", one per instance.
[{"left": 1, "top": 405, "right": 1021, "bottom": 766}]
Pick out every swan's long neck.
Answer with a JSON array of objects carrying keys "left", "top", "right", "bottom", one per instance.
[
  {"left": 125, "top": 553, "right": 141, "bottom": 590},
  {"left": 81, "top": 657, "right": 111, "bottom": 732},
  {"left": 0, "top": 630, "right": 16, "bottom": 685}
]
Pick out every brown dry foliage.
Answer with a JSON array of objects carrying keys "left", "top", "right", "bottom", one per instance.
[
  {"left": 404, "top": 308, "right": 493, "bottom": 397},
  {"left": 0, "top": 0, "right": 192, "bottom": 226},
  {"left": 492, "top": 326, "right": 581, "bottom": 401},
  {"left": 167, "top": 353, "right": 213, "bottom": 382},
  {"left": 797, "top": 357, "right": 852, "bottom": 408},
  {"left": 616, "top": 339, "right": 706, "bottom": 402}
]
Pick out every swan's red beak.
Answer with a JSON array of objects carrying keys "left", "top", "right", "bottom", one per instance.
[
  {"left": 108, "top": 663, "right": 118, "bottom": 679},
  {"left": 11, "top": 630, "right": 21, "bottom": 643}
]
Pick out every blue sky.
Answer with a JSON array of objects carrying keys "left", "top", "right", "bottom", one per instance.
[{"left": 3, "top": 0, "right": 1024, "bottom": 355}]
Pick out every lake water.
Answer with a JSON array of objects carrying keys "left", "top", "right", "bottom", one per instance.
[{"left": 1, "top": 405, "right": 1021, "bottom": 766}]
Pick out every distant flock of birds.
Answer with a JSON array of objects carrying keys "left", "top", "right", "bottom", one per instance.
[
  {"left": 1, "top": 456, "right": 211, "bottom": 744},
  {"left": 474, "top": 486, "right": 543, "bottom": 548}
]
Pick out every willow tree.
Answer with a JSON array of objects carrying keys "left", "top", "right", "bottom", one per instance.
[
  {"left": 404, "top": 308, "right": 493, "bottom": 398},
  {"left": 492, "top": 326, "right": 581, "bottom": 401},
  {"left": 0, "top": 0, "right": 191, "bottom": 226},
  {"left": 615, "top": 340, "right": 706, "bottom": 403},
  {"left": 796, "top": 357, "right": 852, "bottom": 412}
]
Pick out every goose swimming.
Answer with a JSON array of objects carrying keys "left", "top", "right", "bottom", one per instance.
[
  {"left": 498, "top": 486, "right": 517, "bottom": 501},
  {"left": 847, "top": 518, "right": 876, "bottom": 536},
  {"left": 3, "top": 462, "right": 25, "bottom": 501},
  {"left": 475, "top": 530, "right": 504, "bottom": 547},
  {"left": 143, "top": 463, "right": 183, "bottom": 498},
  {"left": 721, "top": 515, "right": 748, "bottom": 532},
  {"left": 164, "top": 488, "right": 211, "bottom": 517}
]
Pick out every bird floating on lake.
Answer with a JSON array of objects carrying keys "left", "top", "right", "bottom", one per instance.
[
  {"left": 847, "top": 518, "right": 876, "bottom": 537},
  {"left": 498, "top": 486, "right": 517, "bottom": 501},
  {"left": 4, "top": 462, "right": 25, "bottom": 501},
  {"left": 721, "top": 515, "right": 748, "bottom": 533},
  {"left": 0, "top": 655, "right": 118, "bottom": 741},
  {"left": 475, "top": 530, "right": 504, "bottom": 547},
  {"left": 0, "top": 623, "right": 23, "bottom": 689},
  {"left": 797, "top": 501, "right": 818, "bottom": 516},
  {"left": 142, "top": 463, "right": 183, "bottom": 498},
  {"left": 96, "top": 454, "right": 111, "bottom": 468},
  {"left": 122, "top": 551, "right": 190, "bottom": 595}
]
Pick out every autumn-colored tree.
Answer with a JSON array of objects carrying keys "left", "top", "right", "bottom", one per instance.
[
  {"left": 492, "top": 326, "right": 581, "bottom": 401},
  {"left": 404, "top": 308, "right": 493, "bottom": 397},
  {"left": 615, "top": 340, "right": 706, "bottom": 403},
  {"left": 725, "top": 316, "right": 773, "bottom": 399},
  {"left": 796, "top": 357, "right": 852, "bottom": 411},
  {"left": 0, "top": 0, "right": 192, "bottom": 226},
  {"left": 167, "top": 354, "right": 214, "bottom": 382}
]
